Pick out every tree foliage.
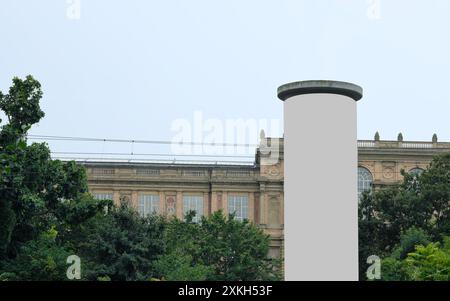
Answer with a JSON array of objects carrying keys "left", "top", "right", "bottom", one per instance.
[
  {"left": 0, "top": 227, "right": 71, "bottom": 281},
  {"left": 67, "top": 204, "right": 166, "bottom": 281},
  {"left": 381, "top": 236, "right": 450, "bottom": 281},
  {"left": 359, "top": 152, "right": 450, "bottom": 280},
  {"left": 161, "top": 211, "right": 282, "bottom": 281},
  {"left": 0, "top": 76, "right": 281, "bottom": 281},
  {"left": 404, "top": 238, "right": 450, "bottom": 281},
  {"left": 153, "top": 251, "right": 213, "bottom": 281},
  {"left": 0, "top": 76, "right": 108, "bottom": 260}
]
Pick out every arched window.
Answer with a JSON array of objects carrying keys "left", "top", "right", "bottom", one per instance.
[
  {"left": 409, "top": 167, "right": 424, "bottom": 177},
  {"left": 358, "top": 167, "right": 373, "bottom": 199}
]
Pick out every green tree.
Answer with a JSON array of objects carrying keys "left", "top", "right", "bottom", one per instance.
[
  {"left": 391, "top": 227, "right": 431, "bottom": 260},
  {"left": 0, "top": 76, "right": 106, "bottom": 258},
  {"left": 66, "top": 203, "right": 166, "bottom": 281},
  {"left": 404, "top": 238, "right": 450, "bottom": 281},
  {"left": 359, "top": 152, "right": 450, "bottom": 280},
  {"left": 0, "top": 227, "right": 72, "bottom": 281},
  {"left": 153, "top": 251, "right": 213, "bottom": 281},
  {"left": 381, "top": 237, "right": 450, "bottom": 281},
  {"left": 380, "top": 227, "right": 431, "bottom": 281},
  {"left": 380, "top": 257, "right": 409, "bottom": 281},
  {"left": 162, "top": 211, "right": 282, "bottom": 281},
  {"left": 0, "top": 75, "right": 44, "bottom": 255},
  {"left": 1, "top": 76, "right": 283, "bottom": 281}
]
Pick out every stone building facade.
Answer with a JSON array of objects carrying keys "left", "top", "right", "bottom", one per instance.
[{"left": 82, "top": 135, "right": 450, "bottom": 259}]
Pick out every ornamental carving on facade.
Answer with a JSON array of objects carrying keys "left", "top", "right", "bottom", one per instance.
[
  {"left": 268, "top": 165, "right": 280, "bottom": 177},
  {"left": 166, "top": 196, "right": 176, "bottom": 216},
  {"left": 383, "top": 167, "right": 394, "bottom": 179},
  {"left": 119, "top": 193, "right": 131, "bottom": 205}
]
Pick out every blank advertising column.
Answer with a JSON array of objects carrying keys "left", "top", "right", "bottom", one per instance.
[{"left": 278, "top": 80, "right": 363, "bottom": 281}]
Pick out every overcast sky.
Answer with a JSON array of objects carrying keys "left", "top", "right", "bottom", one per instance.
[{"left": 1, "top": 1, "right": 449, "bottom": 158}]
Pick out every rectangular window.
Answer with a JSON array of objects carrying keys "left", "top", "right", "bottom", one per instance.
[
  {"left": 183, "top": 195, "right": 204, "bottom": 223},
  {"left": 138, "top": 194, "right": 160, "bottom": 217},
  {"left": 228, "top": 195, "right": 248, "bottom": 221},
  {"left": 93, "top": 193, "right": 113, "bottom": 200},
  {"left": 93, "top": 193, "right": 113, "bottom": 215}
]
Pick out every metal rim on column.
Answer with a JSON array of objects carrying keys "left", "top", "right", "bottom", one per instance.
[{"left": 277, "top": 80, "right": 363, "bottom": 101}]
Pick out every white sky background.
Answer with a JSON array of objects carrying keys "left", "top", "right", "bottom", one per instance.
[{"left": 1, "top": 1, "right": 449, "bottom": 158}]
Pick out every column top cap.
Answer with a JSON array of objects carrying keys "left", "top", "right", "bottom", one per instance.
[{"left": 277, "top": 80, "right": 363, "bottom": 101}]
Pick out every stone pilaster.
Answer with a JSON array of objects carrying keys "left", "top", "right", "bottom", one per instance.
[
  {"left": 248, "top": 192, "right": 255, "bottom": 222},
  {"left": 176, "top": 191, "right": 183, "bottom": 219},
  {"left": 259, "top": 183, "right": 266, "bottom": 225},
  {"left": 113, "top": 190, "right": 120, "bottom": 206},
  {"left": 203, "top": 191, "right": 209, "bottom": 216},
  {"left": 222, "top": 191, "right": 228, "bottom": 215},
  {"left": 159, "top": 191, "right": 165, "bottom": 215},
  {"left": 131, "top": 191, "right": 138, "bottom": 209}
]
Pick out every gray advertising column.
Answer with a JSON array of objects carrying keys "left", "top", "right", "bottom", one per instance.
[{"left": 278, "top": 80, "right": 363, "bottom": 281}]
